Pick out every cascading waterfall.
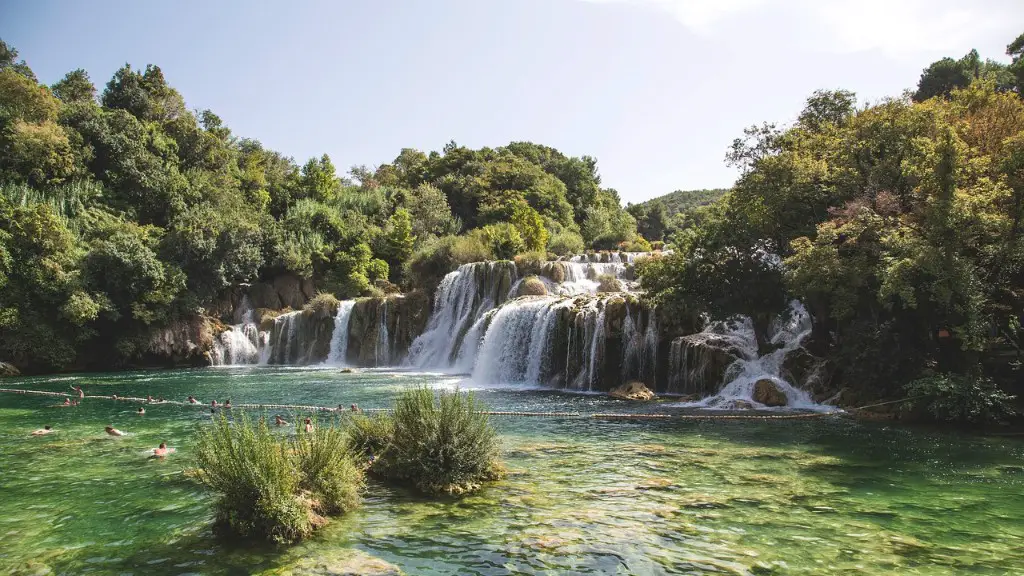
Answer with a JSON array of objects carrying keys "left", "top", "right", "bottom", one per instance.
[
  {"left": 471, "top": 297, "right": 571, "bottom": 385},
  {"left": 211, "top": 295, "right": 264, "bottom": 366},
  {"left": 326, "top": 300, "right": 355, "bottom": 365},
  {"left": 675, "top": 302, "right": 828, "bottom": 410},
  {"left": 375, "top": 299, "right": 391, "bottom": 367},
  {"left": 406, "top": 261, "right": 517, "bottom": 370}
]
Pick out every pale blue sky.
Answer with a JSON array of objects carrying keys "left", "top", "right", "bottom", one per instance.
[{"left": 3, "top": 0, "right": 1022, "bottom": 203}]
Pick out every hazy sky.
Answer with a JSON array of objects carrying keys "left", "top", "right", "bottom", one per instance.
[{"left": 3, "top": 0, "right": 1022, "bottom": 204}]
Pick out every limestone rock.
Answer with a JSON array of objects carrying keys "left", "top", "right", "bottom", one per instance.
[
  {"left": 609, "top": 381, "right": 656, "bottom": 401},
  {"left": 516, "top": 276, "right": 548, "bottom": 297},
  {"left": 753, "top": 379, "right": 788, "bottom": 407},
  {"left": 540, "top": 261, "right": 566, "bottom": 284},
  {"left": 249, "top": 282, "right": 282, "bottom": 310},
  {"left": 274, "top": 274, "right": 308, "bottom": 310},
  {"left": 262, "top": 549, "right": 404, "bottom": 576},
  {"left": 300, "top": 277, "right": 316, "bottom": 300},
  {"left": 145, "top": 315, "right": 214, "bottom": 367},
  {"left": 0, "top": 361, "right": 20, "bottom": 377}
]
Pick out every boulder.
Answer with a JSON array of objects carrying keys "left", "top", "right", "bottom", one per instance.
[
  {"left": 515, "top": 276, "right": 548, "bottom": 297},
  {"left": 145, "top": 315, "right": 215, "bottom": 367},
  {"left": 274, "top": 274, "right": 308, "bottom": 310},
  {"left": 0, "top": 361, "right": 20, "bottom": 377},
  {"left": 609, "top": 381, "right": 656, "bottom": 401},
  {"left": 539, "top": 261, "right": 566, "bottom": 284},
  {"left": 248, "top": 282, "right": 282, "bottom": 310},
  {"left": 300, "top": 277, "right": 317, "bottom": 300},
  {"left": 753, "top": 379, "right": 788, "bottom": 407}
]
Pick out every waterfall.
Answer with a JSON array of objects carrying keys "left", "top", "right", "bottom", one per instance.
[
  {"left": 674, "top": 302, "right": 828, "bottom": 410},
  {"left": 641, "top": 312, "right": 658, "bottom": 384},
  {"left": 211, "top": 295, "right": 264, "bottom": 366},
  {"left": 563, "top": 298, "right": 606, "bottom": 391},
  {"left": 471, "top": 297, "right": 570, "bottom": 385},
  {"left": 375, "top": 299, "right": 391, "bottom": 367},
  {"left": 326, "top": 300, "right": 355, "bottom": 366},
  {"left": 406, "top": 261, "right": 517, "bottom": 370}
]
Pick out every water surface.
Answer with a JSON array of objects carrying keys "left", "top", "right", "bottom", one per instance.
[{"left": 1, "top": 367, "right": 1022, "bottom": 575}]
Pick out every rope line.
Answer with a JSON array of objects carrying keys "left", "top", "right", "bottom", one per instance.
[{"left": 0, "top": 387, "right": 844, "bottom": 420}]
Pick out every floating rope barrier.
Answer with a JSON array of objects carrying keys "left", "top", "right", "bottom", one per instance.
[{"left": 0, "top": 387, "right": 844, "bottom": 420}]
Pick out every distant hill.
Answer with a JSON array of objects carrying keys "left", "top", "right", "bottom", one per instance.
[{"left": 639, "top": 188, "right": 728, "bottom": 217}]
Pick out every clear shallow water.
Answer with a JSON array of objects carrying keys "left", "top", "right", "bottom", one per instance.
[{"left": 1, "top": 368, "right": 1022, "bottom": 575}]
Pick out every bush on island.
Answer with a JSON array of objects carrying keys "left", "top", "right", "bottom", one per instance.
[
  {"left": 193, "top": 412, "right": 362, "bottom": 543},
  {"left": 346, "top": 387, "right": 503, "bottom": 496}
]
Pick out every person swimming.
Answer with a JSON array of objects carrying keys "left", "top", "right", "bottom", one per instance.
[
  {"left": 137, "top": 407, "right": 145, "bottom": 415},
  {"left": 105, "top": 426, "right": 124, "bottom": 437},
  {"left": 31, "top": 425, "right": 54, "bottom": 436},
  {"left": 275, "top": 415, "right": 289, "bottom": 426},
  {"left": 62, "top": 398, "right": 70, "bottom": 406},
  {"left": 71, "top": 385, "right": 84, "bottom": 398},
  {"left": 211, "top": 400, "right": 218, "bottom": 408},
  {"left": 152, "top": 442, "right": 175, "bottom": 458},
  {"left": 224, "top": 399, "right": 232, "bottom": 408},
  {"left": 187, "top": 395, "right": 199, "bottom": 404},
  {"left": 147, "top": 395, "right": 153, "bottom": 403},
  {"left": 351, "top": 404, "right": 360, "bottom": 412},
  {"left": 304, "top": 418, "right": 314, "bottom": 433}
]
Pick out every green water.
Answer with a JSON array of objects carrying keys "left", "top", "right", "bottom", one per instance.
[{"left": 0, "top": 368, "right": 1022, "bottom": 575}]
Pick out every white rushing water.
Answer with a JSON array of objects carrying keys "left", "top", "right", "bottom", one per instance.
[
  {"left": 674, "top": 302, "right": 832, "bottom": 411},
  {"left": 211, "top": 296, "right": 264, "bottom": 366},
  {"left": 326, "top": 300, "right": 355, "bottom": 366}
]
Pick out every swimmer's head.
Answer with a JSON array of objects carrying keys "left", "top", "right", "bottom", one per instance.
[
  {"left": 105, "top": 426, "right": 113, "bottom": 432},
  {"left": 44, "top": 425, "right": 52, "bottom": 430},
  {"left": 159, "top": 442, "right": 166, "bottom": 449}
]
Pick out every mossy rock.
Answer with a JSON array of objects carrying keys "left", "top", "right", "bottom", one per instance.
[
  {"left": 753, "top": 379, "right": 788, "bottom": 407},
  {"left": 540, "top": 261, "right": 566, "bottom": 284},
  {"left": 0, "top": 362, "right": 20, "bottom": 377},
  {"left": 516, "top": 276, "right": 548, "bottom": 297}
]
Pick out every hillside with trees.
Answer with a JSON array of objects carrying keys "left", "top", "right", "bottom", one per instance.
[
  {"left": 626, "top": 188, "right": 728, "bottom": 243},
  {"left": 640, "top": 32, "right": 1024, "bottom": 422},
  {"left": 0, "top": 39, "right": 648, "bottom": 374}
]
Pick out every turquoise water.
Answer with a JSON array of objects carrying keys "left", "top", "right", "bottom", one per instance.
[{"left": 1, "top": 367, "right": 1022, "bottom": 575}]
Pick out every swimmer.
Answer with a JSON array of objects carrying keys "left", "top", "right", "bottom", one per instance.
[
  {"left": 147, "top": 395, "right": 153, "bottom": 403},
  {"left": 112, "top": 394, "right": 118, "bottom": 400},
  {"left": 31, "top": 425, "right": 54, "bottom": 436},
  {"left": 187, "top": 395, "right": 199, "bottom": 404},
  {"left": 224, "top": 399, "right": 232, "bottom": 408},
  {"left": 105, "top": 426, "right": 124, "bottom": 437},
  {"left": 138, "top": 407, "right": 145, "bottom": 415},
  {"left": 62, "top": 398, "right": 71, "bottom": 406},
  {"left": 275, "top": 415, "right": 289, "bottom": 427},
  {"left": 211, "top": 400, "right": 218, "bottom": 408},
  {"left": 71, "top": 385, "right": 84, "bottom": 398},
  {"left": 304, "top": 418, "right": 314, "bottom": 433},
  {"left": 351, "top": 403, "right": 360, "bottom": 413},
  {"left": 71, "top": 399, "right": 79, "bottom": 407},
  {"left": 151, "top": 442, "right": 175, "bottom": 458}
]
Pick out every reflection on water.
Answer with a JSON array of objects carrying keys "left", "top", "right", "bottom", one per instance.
[{"left": 0, "top": 367, "right": 1022, "bottom": 575}]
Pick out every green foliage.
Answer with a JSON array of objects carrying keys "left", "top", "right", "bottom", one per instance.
[
  {"left": 304, "top": 292, "right": 339, "bottom": 319},
  {"left": 513, "top": 250, "right": 547, "bottom": 276},
  {"left": 479, "top": 223, "right": 525, "bottom": 260},
  {"left": 353, "top": 388, "right": 502, "bottom": 496},
  {"left": 596, "top": 274, "right": 622, "bottom": 293},
  {"left": 193, "top": 412, "right": 362, "bottom": 543},
  {"left": 905, "top": 373, "right": 1017, "bottom": 425},
  {"left": 378, "top": 208, "right": 415, "bottom": 279},
  {"left": 547, "top": 229, "right": 585, "bottom": 255},
  {"left": 511, "top": 202, "right": 548, "bottom": 252},
  {"left": 404, "top": 234, "right": 494, "bottom": 293}
]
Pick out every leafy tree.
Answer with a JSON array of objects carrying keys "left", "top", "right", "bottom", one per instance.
[
  {"left": 378, "top": 208, "right": 416, "bottom": 279},
  {"left": 52, "top": 69, "right": 96, "bottom": 104}
]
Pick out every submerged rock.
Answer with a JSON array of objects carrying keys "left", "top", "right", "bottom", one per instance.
[
  {"left": 609, "top": 381, "right": 656, "bottom": 401},
  {"left": 753, "top": 379, "right": 788, "bottom": 407},
  {"left": 263, "top": 549, "right": 403, "bottom": 576},
  {"left": 0, "top": 361, "right": 20, "bottom": 377}
]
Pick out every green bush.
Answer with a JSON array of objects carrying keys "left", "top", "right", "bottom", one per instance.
[
  {"left": 348, "top": 388, "right": 503, "bottom": 496},
  {"left": 479, "top": 223, "right": 525, "bottom": 260},
  {"left": 294, "top": 421, "right": 363, "bottom": 515},
  {"left": 304, "top": 292, "right": 339, "bottom": 319},
  {"left": 513, "top": 250, "right": 546, "bottom": 276},
  {"left": 193, "top": 412, "right": 362, "bottom": 543},
  {"left": 596, "top": 273, "right": 622, "bottom": 293},
  {"left": 547, "top": 230, "right": 585, "bottom": 256},
  {"left": 404, "top": 234, "right": 493, "bottom": 293},
  {"left": 904, "top": 373, "right": 1017, "bottom": 425},
  {"left": 366, "top": 258, "right": 389, "bottom": 283}
]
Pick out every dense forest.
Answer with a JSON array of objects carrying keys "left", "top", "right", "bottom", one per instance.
[
  {"left": 0, "top": 39, "right": 648, "bottom": 373},
  {"left": 626, "top": 188, "right": 728, "bottom": 242},
  {"left": 642, "top": 33, "right": 1024, "bottom": 422}
]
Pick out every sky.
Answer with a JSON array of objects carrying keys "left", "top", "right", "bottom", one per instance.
[{"left": 3, "top": 0, "right": 1023, "bottom": 204}]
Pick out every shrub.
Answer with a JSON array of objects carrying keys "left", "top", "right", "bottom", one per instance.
[
  {"left": 350, "top": 388, "right": 503, "bottom": 496},
  {"left": 304, "top": 292, "right": 339, "bottom": 319},
  {"left": 651, "top": 241, "right": 665, "bottom": 251},
  {"left": 619, "top": 236, "right": 652, "bottom": 252},
  {"left": 193, "top": 412, "right": 363, "bottom": 543},
  {"left": 479, "top": 223, "right": 526, "bottom": 260},
  {"left": 547, "top": 230, "right": 585, "bottom": 256},
  {"left": 404, "top": 235, "right": 493, "bottom": 293},
  {"left": 515, "top": 275, "right": 548, "bottom": 297},
  {"left": 596, "top": 273, "right": 622, "bottom": 293},
  {"left": 904, "top": 373, "right": 1017, "bottom": 425},
  {"left": 513, "top": 251, "right": 547, "bottom": 276},
  {"left": 294, "top": 421, "right": 363, "bottom": 515},
  {"left": 366, "top": 258, "right": 389, "bottom": 283}
]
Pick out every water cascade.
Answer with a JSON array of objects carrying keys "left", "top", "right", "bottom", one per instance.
[
  {"left": 375, "top": 299, "right": 391, "bottom": 367},
  {"left": 325, "top": 300, "right": 355, "bottom": 365},
  {"left": 210, "top": 296, "right": 264, "bottom": 366},
  {"left": 406, "top": 261, "right": 517, "bottom": 370},
  {"left": 670, "top": 303, "right": 827, "bottom": 409}
]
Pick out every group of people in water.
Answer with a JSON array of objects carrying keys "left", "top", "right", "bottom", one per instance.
[{"left": 31, "top": 387, "right": 363, "bottom": 456}]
